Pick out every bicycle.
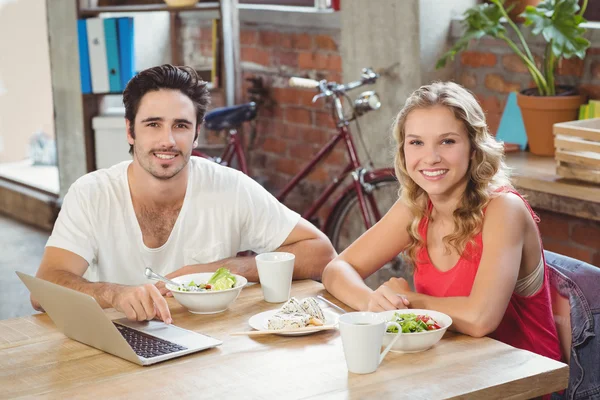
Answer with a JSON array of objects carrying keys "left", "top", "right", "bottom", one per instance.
[{"left": 193, "top": 69, "right": 404, "bottom": 276}]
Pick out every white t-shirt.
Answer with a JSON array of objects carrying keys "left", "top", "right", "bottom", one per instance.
[{"left": 46, "top": 157, "right": 300, "bottom": 285}]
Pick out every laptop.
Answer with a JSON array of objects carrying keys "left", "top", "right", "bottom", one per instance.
[{"left": 16, "top": 271, "right": 222, "bottom": 366}]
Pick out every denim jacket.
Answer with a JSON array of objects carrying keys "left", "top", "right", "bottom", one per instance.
[{"left": 545, "top": 250, "right": 600, "bottom": 400}]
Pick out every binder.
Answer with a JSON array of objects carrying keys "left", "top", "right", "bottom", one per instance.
[
  {"left": 103, "top": 18, "right": 122, "bottom": 93},
  {"left": 76, "top": 19, "right": 92, "bottom": 94},
  {"left": 117, "top": 17, "right": 135, "bottom": 90},
  {"left": 86, "top": 18, "right": 110, "bottom": 93}
]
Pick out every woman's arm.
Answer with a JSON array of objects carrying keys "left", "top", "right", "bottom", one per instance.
[
  {"left": 393, "top": 193, "right": 532, "bottom": 337},
  {"left": 322, "top": 199, "right": 413, "bottom": 311}
]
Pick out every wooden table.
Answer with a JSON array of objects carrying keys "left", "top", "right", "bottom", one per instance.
[{"left": 0, "top": 280, "right": 569, "bottom": 399}]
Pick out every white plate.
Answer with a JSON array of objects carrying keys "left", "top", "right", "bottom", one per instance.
[{"left": 248, "top": 308, "right": 339, "bottom": 336}]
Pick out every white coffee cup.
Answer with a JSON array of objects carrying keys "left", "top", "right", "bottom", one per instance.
[
  {"left": 338, "top": 312, "right": 402, "bottom": 374},
  {"left": 255, "top": 252, "right": 295, "bottom": 303}
]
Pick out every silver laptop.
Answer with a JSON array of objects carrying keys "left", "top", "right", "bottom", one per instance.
[{"left": 16, "top": 271, "right": 222, "bottom": 366}]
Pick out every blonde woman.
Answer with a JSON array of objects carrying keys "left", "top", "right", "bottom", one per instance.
[{"left": 322, "top": 82, "right": 561, "bottom": 362}]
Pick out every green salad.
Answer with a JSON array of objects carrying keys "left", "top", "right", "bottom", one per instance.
[
  {"left": 386, "top": 312, "right": 442, "bottom": 333},
  {"left": 177, "top": 268, "right": 237, "bottom": 292}
]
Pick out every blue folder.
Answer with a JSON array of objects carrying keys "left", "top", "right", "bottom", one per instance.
[
  {"left": 117, "top": 17, "right": 135, "bottom": 90},
  {"left": 103, "top": 18, "right": 122, "bottom": 93},
  {"left": 76, "top": 19, "right": 92, "bottom": 94}
]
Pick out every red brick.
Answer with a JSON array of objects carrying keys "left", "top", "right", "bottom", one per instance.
[
  {"left": 593, "top": 252, "right": 600, "bottom": 268},
  {"left": 460, "top": 51, "right": 497, "bottom": 68},
  {"left": 279, "top": 33, "right": 292, "bottom": 49},
  {"left": 240, "top": 30, "right": 257, "bottom": 46},
  {"left": 579, "top": 84, "right": 600, "bottom": 100},
  {"left": 290, "top": 143, "right": 317, "bottom": 160},
  {"left": 272, "top": 88, "right": 317, "bottom": 108},
  {"left": 557, "top": 57, "right": 585, "bottom": 77},
  {"left": 314, "top": 111, "right": 336, "bottom": 129},
  {"left": 298, "top": 52, "right": 341, "bottom": 72},
  {"left": 571, "top": 223, "right": 600, "bottom": 248},
  {"left": 272, "top": 50, "right": 298, "bottom": 68},
  {"left": 302, "top": 127, "right": 329, "bottom": 145},
  {"left": 241, "top": 47, "right": 270, "bottom": 66},
  {"left": 484, "top": 73, "right": 521, "bottom": 93},
  {"left": 258, "top": 30, "right": 279, "bottom": 47},
  {"left": 543, "top": 240, "right": 594, "bottom": 264},
  {"left": 285, "top": 108, "right": 312, "bottom": 124},
  {"left": 588, "top": 48, "right": 600, "bottom": 55},
  {"left": 314, "top": 34, "right": 337, "bottom": 51},
  {"left": 276, "top": 158, "right": 301, "bottom": 175},
  {"left": 591, "top": 61, "right": 600, "bottom": 80},
  {"left": 460, "top": 72, "right": 477, "bottom": 89},
  {"left": 307, "top": 166, "right": 330, "bottom": 183},
  {"left": 291, "top": 33, "right": 312, "bottom": 50},
  {"left": 537, "top": 211, "right": 571, "bottom": 241},
  {"left": 324, "top": 148, "right": 347, "bottom": 167},
  {"left": 502, "top": 54, "right": 530, "bottom": 73},
  {"left": 262, "top": 138, "right": 288, "bottom": 153}
]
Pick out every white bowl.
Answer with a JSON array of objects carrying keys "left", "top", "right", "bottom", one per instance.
[
  {"left": 166, "top": 272, "right": 247, "bottom": 314},
  {"left": 380, "top": 309, "right": 452, "bottom": 353}
]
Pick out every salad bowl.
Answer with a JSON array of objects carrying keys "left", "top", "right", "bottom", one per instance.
[
  {"left": 166, "top": 269, "right": 247, "bottom": 314},
  {"left": 379, "top": 309, "right": 452, "bottom": 353}
]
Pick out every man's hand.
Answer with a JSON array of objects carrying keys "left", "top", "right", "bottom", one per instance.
[
  {"left": 111, "top": 284, "right": 172, "bottom": 324},
  {"left": 30, "top": 294, "right": 45, "bottom": 312},
  {"left": 155, "top": 265, "right": 197, "bottom": 296}
]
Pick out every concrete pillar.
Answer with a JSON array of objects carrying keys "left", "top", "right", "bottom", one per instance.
[
  {"left": 46, "top": 0, "right": 87, "bottom": 198},
  {"left": 340, "top": 0, "right": 421, "bottom": 168}
]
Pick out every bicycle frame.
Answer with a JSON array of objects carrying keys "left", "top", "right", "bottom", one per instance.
[
  {"left": 193, "top": 128, "right": 249, "bottom": 175},
  {"left": 275, "top": 95, "right": 392, "bottom": 231},
  {"left": 195, "top": 72, "right": 394, "bottom": 233}
]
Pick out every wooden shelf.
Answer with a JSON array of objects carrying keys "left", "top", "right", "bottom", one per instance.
[{"left": 78, "top": 2, "right": 220, "bottom": 17}]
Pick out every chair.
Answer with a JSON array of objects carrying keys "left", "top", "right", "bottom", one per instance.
[{"left": 545, "top": 250, "right": 600, "bottom": 399}]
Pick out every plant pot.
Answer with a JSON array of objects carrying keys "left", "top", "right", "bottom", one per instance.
[
  {"left": 516, "top": 89, "right": 585, "bottom": 156},
  {"left": 506, "top": 0, "right": 540, "bottom": 22}
]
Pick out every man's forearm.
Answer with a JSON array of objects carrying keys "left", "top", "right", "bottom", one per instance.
[
  {"left": 277, "top": 237, "right": 335, "bottom": 281},
  {"left": 37, "top": 269, "right": 121, "bottom": 308},
  {"left": 183, "top": 238, "right": 335, "bottom": 282}
]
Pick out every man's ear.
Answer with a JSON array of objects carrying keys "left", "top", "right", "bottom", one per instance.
[
  {"left": 126, "top": 119, "right": 134, "bottom": 145},
  {"left": 193, "top": 125, "right": 200, "bottom": 148}
]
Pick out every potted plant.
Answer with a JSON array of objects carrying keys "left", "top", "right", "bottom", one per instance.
[{"left": 437, "top": 0, "right": 590, "bottom": 156}]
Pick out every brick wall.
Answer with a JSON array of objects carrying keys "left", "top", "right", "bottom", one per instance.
[
  {"left": 537, "top": 210, "right": 600, "bottom": 267},
  {"left": 183, "top": 18, "right": 345, "bottom": 223},
  {"left": 452, "top": 23, "right": 600, "bottom": 267},
  {"left": 452, "top": 36, "right": 600, "bottom": 136}
]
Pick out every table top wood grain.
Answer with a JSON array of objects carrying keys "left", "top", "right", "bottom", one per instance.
[{"left": 0, "top": 280, "right": 568, "bottom": 399}]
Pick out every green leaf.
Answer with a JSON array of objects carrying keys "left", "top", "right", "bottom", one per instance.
[
  {"left": 523, "top": 0, "right": 589, "bottom": 60},
  {"left": 436, "top": 2, "right": 505, "bottom": 69}
]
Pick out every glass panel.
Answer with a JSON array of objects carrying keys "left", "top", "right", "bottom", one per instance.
[{"left": 0, "top": 0, "right": 58, "bottom": 194}]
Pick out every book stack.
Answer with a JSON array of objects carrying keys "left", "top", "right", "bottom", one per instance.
[
  {"left": 77, "top": 17, "right": 135, "bottom": 94},
  {"left": 578, "top": 100, "right": 600, "bottom": 120}
]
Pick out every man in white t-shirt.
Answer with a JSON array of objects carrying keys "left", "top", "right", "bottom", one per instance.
[{"left": 32, "top": 65, "right": 336, "bottom": 324}]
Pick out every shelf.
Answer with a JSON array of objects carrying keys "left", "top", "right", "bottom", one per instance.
[{"left": 78, "top": 2, "right": 220, "bottom": 17}]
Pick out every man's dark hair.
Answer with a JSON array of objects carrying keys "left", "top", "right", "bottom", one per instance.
[{"left": 122, "top": 64, "right": 211, "bottom": 155}]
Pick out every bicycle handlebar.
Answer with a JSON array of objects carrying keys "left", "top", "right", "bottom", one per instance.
[
  {"left": 288, "top": 77, "right": 319, "bottom": 89},
  {"left": 288, "top": 68, "right": 379, "bottom": 103}
]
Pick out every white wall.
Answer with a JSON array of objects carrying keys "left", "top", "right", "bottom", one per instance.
[
  {"left": 419, "top": 0, "right": 476, "bottom": 84},
  {"left": 0, "top": 0, "right": 54, "bottom": 163}
]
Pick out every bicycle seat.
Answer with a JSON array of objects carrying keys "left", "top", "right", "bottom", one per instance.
[{"left": 204, "top": 102, "right": 257, "bottom": 131}]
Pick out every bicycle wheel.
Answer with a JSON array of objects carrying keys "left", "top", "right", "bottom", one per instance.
[{"left": 325, "top": 175, "right": 412, "bottom": 289}]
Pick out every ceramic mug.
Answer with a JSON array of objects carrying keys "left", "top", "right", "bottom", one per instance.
[
  {"left": 255, "top": 252, "right": 295, "bottom": 303},
  {"left": 338, "top": 312, "right": 401, "bottom": 374}
]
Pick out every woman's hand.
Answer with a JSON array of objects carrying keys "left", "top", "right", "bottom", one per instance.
[
  {"left": 366, "top": 283, "right": 410, "bottom": 312},
  {"left": 383, "top": 277, "right": 413, "bottom": 293}
]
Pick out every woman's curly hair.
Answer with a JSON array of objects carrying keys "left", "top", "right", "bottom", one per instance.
[{"left": 392, "top": 81, "right": 512, "bottom": 268}]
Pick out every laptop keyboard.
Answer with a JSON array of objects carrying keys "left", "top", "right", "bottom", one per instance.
[{"left": 114, "top": 323, "right": 188, "bottom": 359}]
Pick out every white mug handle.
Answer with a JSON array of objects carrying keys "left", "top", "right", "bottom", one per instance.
[{"left": 379, "top": 321, "right": 401, "bottom": 365}]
